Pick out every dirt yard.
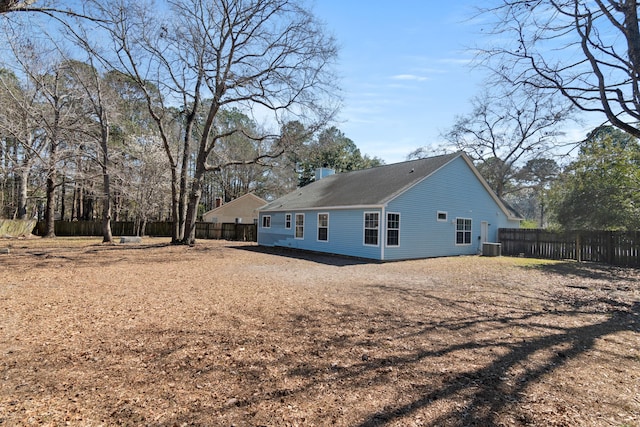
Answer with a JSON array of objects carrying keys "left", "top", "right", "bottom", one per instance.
[{"left": 0, "top": 237, "right": 638, "bottom": 426}]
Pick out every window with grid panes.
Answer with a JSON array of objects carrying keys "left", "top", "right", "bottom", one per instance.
[
  {"left": 364, "top": 212, "right": 379, "bottom": 245},
  {"left": 456, "top": 218, "right": 472, "bottom": 245},
  {"left": 387, "top": 213, "right": 400, "bottom": 246}
]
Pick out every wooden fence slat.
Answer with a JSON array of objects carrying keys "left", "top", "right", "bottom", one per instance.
[
  {"left": 498, "top": 228, "right": 640, "bottom": 268},
  {"left": 33, "top": 221, "right": 257, "bottom": 242}
]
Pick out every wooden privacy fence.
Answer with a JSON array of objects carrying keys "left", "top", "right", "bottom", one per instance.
[
  {"left": 195, "top": 222, "right": 256, "bottom": 241},
  {"left": 498, "top": 228, "right": 640, "bottom": 267},
  {"left": 33, "top": 221, "right": 257, "bottom": 242}
]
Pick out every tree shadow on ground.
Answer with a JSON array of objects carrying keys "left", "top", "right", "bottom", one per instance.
[
  {"left": 527, "top": 259, "right": 640, "bottom": 283},
  {"left": 0, "top": 241, "right": 208, "bottom": 270},
  {"left": 259, "top": 261, "right": 638, "bottom": 425},
  {"left": 6, "top": 253, "right": 638, "bottom": 426},
  {"left": 232, "top": 244, "right": 372, "bottom": 267},
  {"left": 182, "top": 263, "right": 636, "bottom": 425},
  {"left": 78, "top": 297, "right": 640, "bottom": 426},
  {"left": 352, "top": 299, "right": 639, "bottom": 426},
  {"left": 140, "top": 261, "right": 639, "bottom": 426}
]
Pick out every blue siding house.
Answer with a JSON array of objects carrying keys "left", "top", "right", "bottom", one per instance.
[{"left": 258, "top": 152, "right": 521, "bottom": 261}]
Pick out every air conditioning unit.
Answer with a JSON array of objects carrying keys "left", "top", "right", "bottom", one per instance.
[{"left": 482, "top": 242, "right": 501, "bottom": 257}]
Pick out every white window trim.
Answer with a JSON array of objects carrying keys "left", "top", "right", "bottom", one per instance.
[
  {"left": 295, "top": 213, "right": 305, "bottom": 240},
  {"left": 262, "top": 215, "right": 271, "bottom": 229},
  {"left": 455, "top": 217, "right": 472, "bottom": 246},
  {"left": 317, "top": 212, "right": 329, "bottom": 242},
  {"left": 363, "top": 211, "right": 380, "bottom": 247},
  {"left": 386, "top": 212, "right": 400, "bottom": 247},
  {"left": 437, "top": 211, "right": 448, "bottom": 222},
  {"left": 285, "top": 213, "right": 292, "bottom": 229}
]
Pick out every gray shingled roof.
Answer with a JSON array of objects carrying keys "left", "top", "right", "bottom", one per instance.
[{"left": 261, "top": 152, "right": 461, "bottom": 211}]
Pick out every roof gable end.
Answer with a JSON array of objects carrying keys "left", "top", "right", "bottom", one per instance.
[
  {"left": 260, "top": 151, "right": 522, "bottom": 220},
  {"left": 261, "top": 152, "right": 460, "bottom": 211},
  {"left": 203, "top": 193, "right": 267, "bottom": 216}
]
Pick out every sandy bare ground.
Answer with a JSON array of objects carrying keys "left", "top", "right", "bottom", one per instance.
[{"left": 0, "top": 237, "right": 638, "bottom": 426}]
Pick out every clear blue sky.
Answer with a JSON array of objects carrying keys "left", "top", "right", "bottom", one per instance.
[{"left": 311, "top": 1, "right": 487, "bottom": 164}]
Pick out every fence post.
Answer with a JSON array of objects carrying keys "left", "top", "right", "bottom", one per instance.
[
  {"left": 607, "top": 231, "right": 614, "bottom": 265},
  {"left": 576, "top": 232, "right": 582, "bottom": 263}
]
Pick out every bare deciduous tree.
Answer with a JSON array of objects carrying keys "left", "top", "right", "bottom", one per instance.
[
  {"left": 38, "top": 62, "right": 86, "bottom": 237},
  {"left": 0, "top": 29, "right": 84, "bottom": 235},
  {"left": 62, "top": 59, "right": 121, "bottom": 242},
  {"left": 441, "top": 85, "right": 572, "bottom": 198},
  {"left": 0, "top": 0, "right": 38, "bottom": 13},
  {"left": 0, "top": 0, "right": 102, "bottom": 21},
  {"left": 123, "top": 135, "right": 171, "bottom": 236},
  {"left": 478, "top": 0, "right": 640, "bottom": 138},
  {"left": 0, "top": 68, "right": 46, "bottom": 219},
  {"left": 89, "top": 0, "right": 339, "bottom": 244}
]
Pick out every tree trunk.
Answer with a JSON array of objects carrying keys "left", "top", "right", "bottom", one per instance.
[
  {"left": 169, "top": 167, "right": 181, "bottom": 243},
  {"left": 140, "top": 217, "right": 147, "bottom": 237},
  {"left": 112, "top": 189, "right": 121, "bottom": 222},
  {"left": 82, "top": 188, "right": 94, "bottom": 220},
  {"left": 60, "top": 175, "right": 66, "bottom": 221},
  {"left": 15, "top": 166, "right": 28, "bottom": 220},
  {"left": 44, "top": 171, "right": 56, "bottom": 238},
  {"left": 183, "top": 173, "right": 203, "bottom": 245},
  {"left": 100, "top": 126, "right": 112, "bottom": 243},
  {"left": 43, "top": 141, "right": 57, "bottom": 238},
  {"left": 72, "top": 183, "right": 81, "bottom": 221},
  {"left": 177, "top": 140, "right": 190, "bottom": 242},
  {"left": 101, "top": 172, "right": 112, "bottom": 243},
  {"left": 182, "top": 133, "right": 209, "bottom": 245}
]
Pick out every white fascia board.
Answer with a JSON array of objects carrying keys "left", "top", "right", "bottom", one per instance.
[{"left": 259, "top": 204, "right": 384, "bottom": 213}]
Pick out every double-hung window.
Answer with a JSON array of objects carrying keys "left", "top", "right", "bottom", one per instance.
[
  {"left": 364, "top": 212, "right": 379, "bottom": 246},
  {"left": 285, "top": 213, "right": 292, "bottom": 229},
  {"left": 456, "top": 218, "right": 472, "bottom": 245},
  {"left": 386, "top": 213, "right": 400, "bottom": 246},
  {"left": 317, "top": 213, "right": 329, "bottom": 241},
  {"left": 262, "top": 215, "right": 271, "bottom": 228},
  {"left": 295, "top": 213, "right": 304, "bottom": 239}
]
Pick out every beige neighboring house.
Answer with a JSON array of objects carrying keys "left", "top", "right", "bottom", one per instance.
[{"left": 202, "top": 193, "right": 266, "bottom": 224}]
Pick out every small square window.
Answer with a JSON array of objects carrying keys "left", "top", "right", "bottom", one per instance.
[{"left": 437, "top": 211, "right": 448, "bottom": 222}]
